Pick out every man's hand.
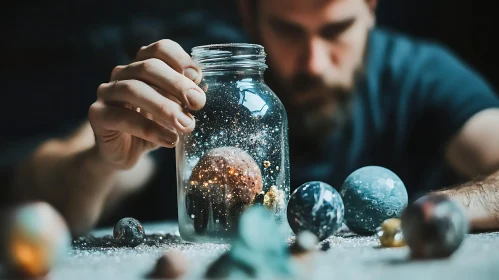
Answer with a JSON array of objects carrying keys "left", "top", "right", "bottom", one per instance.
[
  {"left": 11, "top": 39, "right": 205, "bottom": 236},
  {"left": 89, "top": 39, "right": 205, "bottom": 169}
]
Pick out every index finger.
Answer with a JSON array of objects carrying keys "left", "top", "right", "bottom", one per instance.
[{"left": 136, "top": 39, "right": 202, "bottom": 84}]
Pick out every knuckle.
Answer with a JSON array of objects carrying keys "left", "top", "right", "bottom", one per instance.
[
  {"left": 96, "top": 83, "right": 108, "bottom": 98},
  {"left": 150, "top": 40, "right": 170, "bottom": 56},
  {"left": 88, "top": 102, "right": 104, "bottom": 124},
  {"left": 138, "top": 58, "right": 163, "bottom": 75},
  {"left": 110, "top": 65, "right": 124, "bottom": 79},
  {"left": 135, "top": 45, "right": 148, "bottom": 59},
  {"left": 156, "top": 39, "right": 180, "bottom": 50},
  {"left": 117, "top": 80, "right": 136, "bottom": 94},
  {"left": 158, "top": 102, "right": 176, "bottom": 121},
  {"left": 111, "top": 65, "right": 122, "bottom": 75},
  {"left": 172, "top": 75, "right": 187, "bottom": 92}
]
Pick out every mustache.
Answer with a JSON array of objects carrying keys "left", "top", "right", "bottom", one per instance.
[{"left": 291, "top": 73, "right": 326, "bottom": 91}]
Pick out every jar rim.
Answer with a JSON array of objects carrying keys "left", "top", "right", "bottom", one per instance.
[
  {"left": 191, "top": 43, "right": 267, "bottom": 72},
  {"left": 191, "top": 43, "right": 264, "bottom": 51}
]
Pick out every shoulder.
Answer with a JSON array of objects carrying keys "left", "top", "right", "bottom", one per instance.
[
  {"left": 368, "top": 27, "right": 469, "bottom": 77},
  {"left": 367, "top": 27, "right": 495, "bottom": 98}
]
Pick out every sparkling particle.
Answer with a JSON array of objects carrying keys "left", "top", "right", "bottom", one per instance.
[{"left": 263, "top": 161, "right": 271, "bottom": 168}]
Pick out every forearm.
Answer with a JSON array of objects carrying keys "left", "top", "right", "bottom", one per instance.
[
  {"left": 10, "top": 136, "right": 118, "bottom": 236},
  {"left": 433, "top": 170, "right": 499, "bottom": 231},
  {"left": 9, "top": 123, "right": 155, "bottom": 236}
]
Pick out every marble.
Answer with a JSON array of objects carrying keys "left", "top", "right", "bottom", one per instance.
[
  {"left": 341, "top": 166, "right": 408, "bottom": 235},
  {"left": 113, "top": 218, "right": 145, "bottom": 247},
  {"left": 401, "top": 194, "right": 468, "bottom": 259},
  {"left": 287, "top": 181, "right": 345, "bottom": 241}
]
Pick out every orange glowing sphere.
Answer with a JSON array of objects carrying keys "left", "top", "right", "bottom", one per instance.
[
  {"left": 1, "top": 202, "right": 71, "bottom": 277},
  {"left": 188, "top": 147, "right": 263, "bottom": 208}
]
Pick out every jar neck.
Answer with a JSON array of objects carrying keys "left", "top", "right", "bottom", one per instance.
[
  {"left": 202, "top": 70, "right": 265, "bottom": 82},
  {"left": 192, "top": 43, "right": 267, "bottom": 75}
]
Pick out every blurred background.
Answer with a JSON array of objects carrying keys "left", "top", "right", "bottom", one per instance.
[{"left": 0, "top": 0, "right": 497, "bottom": 184}]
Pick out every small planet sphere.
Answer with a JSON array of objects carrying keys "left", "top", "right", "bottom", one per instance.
[
  {"left": 287, "top": 181, "right": 344, "bottom": 241},
  {"left": 340, "top": 166, "right": 408, "bottom": 235},
  {"left": 401, "top": 194, "right": 468, "bottom": 259},
  {"left": 113, "top": 217, "right": 145, "bottom": 247},
  {"left": 376, "top": 218, "right": 406, "bottom": 248},
  {"left": 0, "top": 202, "right": 71, "bottom": 277},
  {"left": 187, "top": 146, "right": 263, "bottom": 232}
]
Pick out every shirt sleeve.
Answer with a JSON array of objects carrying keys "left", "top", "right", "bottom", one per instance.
[{"left": 410, "top": 43, "right": 499, "bottom": 144}]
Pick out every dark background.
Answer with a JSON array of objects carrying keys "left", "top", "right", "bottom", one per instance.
[{"left": 0, "top": 0, "right": 497, "bottom": 167}]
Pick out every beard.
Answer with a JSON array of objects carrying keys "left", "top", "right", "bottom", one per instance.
[{"left": 265, "top": 65, "right": 365, "bottom": 142}]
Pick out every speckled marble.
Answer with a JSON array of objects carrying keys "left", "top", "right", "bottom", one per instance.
[
  {"left": 341, "top": 166, "right": 408, "bottom": 235},
  {"left": 287, "top": 181, "right": 344, "bottom": 241},
  {"left": 10, "top": 223, "right": 499, "bottom": 280}
]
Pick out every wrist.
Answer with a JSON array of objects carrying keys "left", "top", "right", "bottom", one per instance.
[{"left": 77, "top": 144, "right": 122, "bottom": 186}]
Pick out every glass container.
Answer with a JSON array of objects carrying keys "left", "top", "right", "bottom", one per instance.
[{"left": 175, "top": 43, "right": 290, "bottom": 243}]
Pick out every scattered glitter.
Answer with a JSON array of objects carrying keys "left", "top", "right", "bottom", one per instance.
[
  {"left": 263, "top": 161, "right": 271, "bottom": 168},
  {"left": 59, "top": 227, "right": 499, "bottom": 278}
]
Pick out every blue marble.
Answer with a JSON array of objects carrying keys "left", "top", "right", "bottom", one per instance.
[
  {"left": 340, "top": 166, "right": 408, "bottom": 235},
  {"left": 287, "top": 181, "right": 344, "bottom": 241}
]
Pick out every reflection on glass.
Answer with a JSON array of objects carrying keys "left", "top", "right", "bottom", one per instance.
[{"left": 237, "top": 78, "right": 269, "bottom": 117}]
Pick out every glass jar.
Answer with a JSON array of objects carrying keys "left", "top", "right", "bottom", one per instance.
[{"left": 175, "top": 43, "right": 290, "bottom": 243}]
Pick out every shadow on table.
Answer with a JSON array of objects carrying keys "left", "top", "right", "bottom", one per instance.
[{"left": 364, "top": 255, "right": 454, "bottom": 266}]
